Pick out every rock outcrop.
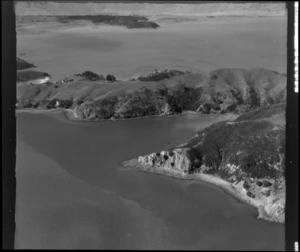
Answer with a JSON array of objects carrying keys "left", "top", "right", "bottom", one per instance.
[{"left": 138, "top": 148, "right": 191, "bottom": 173}]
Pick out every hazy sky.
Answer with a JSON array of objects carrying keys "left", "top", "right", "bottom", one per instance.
[{"left": 15, "top": 1, "right": 286, "bottom": 16}]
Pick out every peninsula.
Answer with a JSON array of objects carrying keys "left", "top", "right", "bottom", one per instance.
[{"left": 122, "top": 102, "right": 286, "bottom": 223}]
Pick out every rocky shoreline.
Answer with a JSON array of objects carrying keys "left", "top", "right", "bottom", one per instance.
[
  {"left": 122, "top": 154, "right": 284, "bottom": 224},
  {"left": 121, "top": 102, "right": 286, "bottom": 224}
]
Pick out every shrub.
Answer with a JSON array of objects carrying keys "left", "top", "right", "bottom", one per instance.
[
  {"left": 170, "top": 162, "right": 175, "bottom": 166},
  {"left": 93, "top": 96, "right": 118, "bottom": 119},
  {"left": 168, "top": 150, "right": 174, "bottom": 157},
  {"left": 243, "top": 180, "right": 251, "bottom": 190},
  {"left": 262, "top": 180, "right": 272, "bottom": 187},
  {"left": 106, "top": 74, "right": 116, "bottom": 82},
  {"left": 187, "top": 147, "right": 202, "bottom": 163},
  {"left": 262, "top": 189, "right": 271, "bottom": 197},
  {"left": 163, "top": 154, "right": 169, "bottom": 160},
  {"left": 156, "top": 152, "right": 161, "bottom": 156},
  {"left": 193, "top": 160, "right": 201, "bottom": 168},
  {"left": 241, "top": 163, "right": 278, "bottom": 179},
  {"left": 246, "top": 191, "right": 253, "bottom": 198},
  {"left": 227, "top": 103, "right": 237, "bottom": 112},
  {"left": 256, "top": 180, "right": 263, "bottom": 186}
]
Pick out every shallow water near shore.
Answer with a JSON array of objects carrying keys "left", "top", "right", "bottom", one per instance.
[{"left": 16, "top": 111, "right": 284, "bottom": 250}]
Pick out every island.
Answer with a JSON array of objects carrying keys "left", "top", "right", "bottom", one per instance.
[{"left": 56, "top": 15, "right": 160, "bottom": 29}]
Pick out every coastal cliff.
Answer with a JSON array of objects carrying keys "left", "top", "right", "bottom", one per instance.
[{"left": 122, "top": 103, "right": 286, "bottom": 223}]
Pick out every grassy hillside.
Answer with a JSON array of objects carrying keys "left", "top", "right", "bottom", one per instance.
[
  {"left": 235, "top": 102, "right": 286, "bottom": 121},
  {"left": 184, "top": 103, "right": 285, "bottom": 179},
  {"left": 16, "top": 68, "right": 286, "bottom": 120}
]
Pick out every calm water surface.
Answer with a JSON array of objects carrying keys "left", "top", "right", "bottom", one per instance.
[
  {"left": 17, "top": 16, "right": 287, "bottom": 81},
  {"left": 15, "top": 112, "right": 284, "bottom": 250}
]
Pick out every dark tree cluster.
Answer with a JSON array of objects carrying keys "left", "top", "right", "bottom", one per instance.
[
  {"left": 75, "top": 71, "right": 105, "bottom": 81},
  {"left": 138, "top": 69, "right": 185, "bottom": 82},
  {"left": 246, "top": 191, "right": 255, "bottom": 198},
  {"left": 106, "top": 74, "right": 116, "bottom": 82}
]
